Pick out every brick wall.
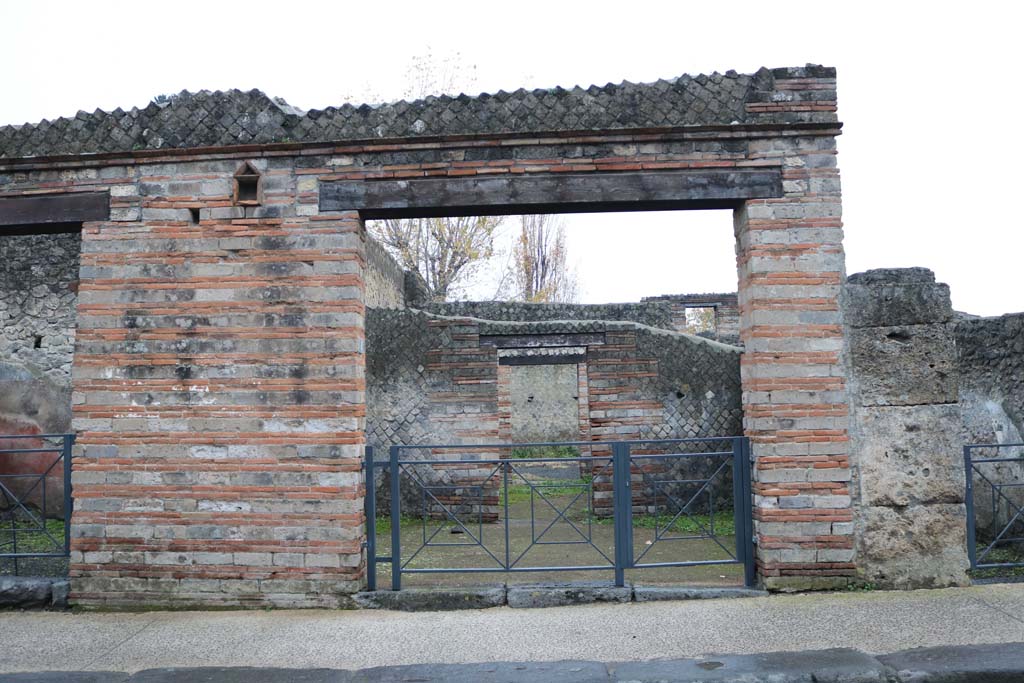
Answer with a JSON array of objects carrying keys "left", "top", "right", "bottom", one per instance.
[
  {"left": 732, "top": 82, "right": 853, "bottom": 590},
  {"left": 0, "top": 64, "right": 852, "bottom": 600},
  {"left": 0, "top": 159, "right": 366, "bottom": 608}
]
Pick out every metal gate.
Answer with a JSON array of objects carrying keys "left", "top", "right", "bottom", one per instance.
[
  {"left": 1, "top": 433, "right": 75, "bottom": 576},
  {"left": 364, "top": 437, "right": 755, "bottom": 590},
  {"left": 964, "top": 441, "right": 1024, "bottom": 572}
]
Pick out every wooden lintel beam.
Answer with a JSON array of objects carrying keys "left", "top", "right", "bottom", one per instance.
[
  {"left": 0, "top": 192, "right": 109, "bottom": 228},
  {"left": 320, "top": 169, "right": 782, "bottom": 218}
]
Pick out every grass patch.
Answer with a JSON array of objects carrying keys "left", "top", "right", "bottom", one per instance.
[
  {"left": 500, "top": 478, "right": 593, "bottom": 505},
  {"left": 592, "top": 510, "right": 737, "bottom": 535},
  {"left": 510, "top": 445, "right": 580, "bottom": 459},
  {"left": 0, "top": 518, "right": 66, "bottom": 554},
  {"left": 968, "top": 545, "right": 1024, "bottom": 580}
]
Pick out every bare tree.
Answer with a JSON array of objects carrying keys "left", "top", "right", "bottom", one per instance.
[
  {"left": 373, "top": 215, "right": 503, "bottom": 301},
  {"left": 510, "top": 214, "right": 578, "bottom": 303},
  {"left": 354, "top": 50, "right": 505, "bottom": 301}
]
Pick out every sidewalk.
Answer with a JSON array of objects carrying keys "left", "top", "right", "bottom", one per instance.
[{"left": 2, "top": 584, "right": 1024, "bottom": 676}]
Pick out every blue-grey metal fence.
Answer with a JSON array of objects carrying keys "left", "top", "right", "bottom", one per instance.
[
  {"left": 0, "top": 433, "right": 75, "bottom": 576},
  {"left": 364, "top": 436, "right": 755, "bottom": 591},
  {"left": 964, "top": 442, "right": 1024, "bottom": 571}
]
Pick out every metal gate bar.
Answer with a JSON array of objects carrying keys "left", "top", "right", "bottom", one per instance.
[
  {"left": 0, "top": 433, "right": 75, "bottom": 576},
  {"left": 964, "top": 442, "right": 1024, "bottom": 570},
  {"left": 364, "top": 437, "right": 755, "bottom": 591}
]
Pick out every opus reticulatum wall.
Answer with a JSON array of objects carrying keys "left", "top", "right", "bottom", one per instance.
[{"left": 0, "top": 64, "right": 853, "bottom": 605}]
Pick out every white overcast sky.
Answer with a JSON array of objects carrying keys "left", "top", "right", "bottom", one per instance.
[{"left": 2, "top": 1, "right": 1021, "bottom": 315}]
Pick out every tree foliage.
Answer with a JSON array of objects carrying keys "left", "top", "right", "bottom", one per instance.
[
  {"left": 683, "top": 306, "right": 717, "bottom": 334},
  {"left": 510, "top": 214, "right": 578, "bottom": 303},
  {"left": 360, "top": 50, "right": 504, "bottom": 301},
  {"left": 372, "top": 215, "right": 503, "bottom": 301}
]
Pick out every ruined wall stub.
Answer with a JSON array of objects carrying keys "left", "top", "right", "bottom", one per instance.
[
  {"left": 641, "top": 292, "right": 741, "bottom": 343},
  {"left": 844, "top": 268, "right": 969, "bottom": 589},
  {"left": 0, "top": 64, "right": 850, "bottom": 603}
]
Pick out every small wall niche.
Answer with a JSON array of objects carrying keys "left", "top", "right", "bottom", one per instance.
[{"left": 233, "top": 162, "right": 262, "bottom": 206}]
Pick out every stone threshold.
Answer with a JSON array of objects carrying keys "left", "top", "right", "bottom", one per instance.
[
  {"left": 7, "top": 643, "right": 1024, "bottom": 682},
  {"left": 353, "top": 582, "right": 766, "bottom": 611},
  {"left": 0, "top": 576, "right": 69, "bottom": 610}
]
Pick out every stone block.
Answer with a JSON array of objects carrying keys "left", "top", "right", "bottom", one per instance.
[
  {"left": 632, "top": 586, "right": 766, "bottom": 602},
  {"left": 844, "top": 281, "right": 952, "bottom": 328},
  {"left": 762, "top": 575, "right": 851, "bottom": 592},
  {"left": 848, "top": 324, "right": 958, "bottom": 406},
  {"left": 857, "top": 504, "right": 970, "bottom": 589},
  {"left": 0, "top": 577, "right": 52, "bottom": 609},
  {"left": 506, "top": 582, "right": 631, "bottom": 608},
  {"left": 857, "top": 404, "right": 965, "bottom": 507},
  {"left": 353, "top": 587, "right": 506, "bottom": 611}
]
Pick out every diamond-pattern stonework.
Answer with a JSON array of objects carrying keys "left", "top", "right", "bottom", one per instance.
[
  {"left": 0, "top": 66, "right": 837, "bottom": 159},
  {"left": 366, "top": 308, "right": 742, "bottom": 513}
]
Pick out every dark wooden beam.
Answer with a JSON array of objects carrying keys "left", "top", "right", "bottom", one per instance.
[
  {"left": 320, "top": 169, "right": 782, "bottom": 218},
  {"left": 480, "top": 333, "right": 605, "bottom": 349},
  {"left": 0, "top": 192, "right": 109, "bottom": 228},
  {"left": 499, "top": 353, "right": 586, "bottom": 367}
]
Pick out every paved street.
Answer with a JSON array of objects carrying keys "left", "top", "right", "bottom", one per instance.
[{"left": 2, "top": 584, "right": 1024, "bottom": 676}]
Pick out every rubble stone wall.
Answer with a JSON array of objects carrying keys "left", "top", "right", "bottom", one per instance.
[
  {"left": 0, "top": 232, "right": 80, "bottom": 436},
  {"left": 956, "top": 312, "right": 1024, "bottom": 536},
  {"left": 419, "top": 300, "right": 674, "bottom": 330},
  {"left": 364, "top": 237, "right": 405, "bottom": 309}
]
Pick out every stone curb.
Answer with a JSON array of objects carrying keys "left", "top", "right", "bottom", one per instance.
[
  {"left": 0, "top": 577, "right": 69, "bottom": 610},
  {"left": 353, "top": 583, "right": 767, "bottom": 611},
  {"left": 4, "top": 643, "right": 1023, "bottom": 682}
]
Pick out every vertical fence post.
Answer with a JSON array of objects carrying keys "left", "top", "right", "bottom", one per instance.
[
  {"left": 62, "top": 433, "right": 75, "bottom": 558},
  {"left": 964, "top": 446, "right": 977, "bottom": 569},
  {"left": 611, "top": 442, "right": 631, "bottom": 588},
  {"left": 389, "top": 445, "right": 402, "bottom": 591},
  {"left": 503, "top": 460, "right": 511, "bottom": 571},
  {"left": 731, "top": 436, "right": 746, "bottom": 572},
  {"left": 740, "top": 438, "right": 757, "bottom": 588},
  {"left": 364, "top": 445, "right": 377, "bottom": 591}
]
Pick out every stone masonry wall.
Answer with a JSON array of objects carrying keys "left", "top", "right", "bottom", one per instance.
[
  {"left": 508, "top": 364, "right": 580, "bottom": 443},
  {"left": 364, "top": 237, "right": 405, "bottom": 309},
  {"left": 641, "top": 292, "right": 741, "bottom": 343},
  {"left": 844, "top": 268, "right": 969, "bottom": 589},
  {"left": 1, "top": 64, "right": 849, "bottom": 599},
  {"left": 419, "top": 300, "right": 674, "bottom": 330},
  {"left": 366, "top": 310, "right": 743, "bottom": 514},
  {"left": 0, "top": 159, "right": 366, "bottom": 609},
  {"left": 957, "top": 313, "right": 1024, "bottom": 447},
  {"left": 0, "top": 232, "right": 80, "bottom": 436},
  {"left": 956, "top": 312, "right": 1024, "bottom": 536}
]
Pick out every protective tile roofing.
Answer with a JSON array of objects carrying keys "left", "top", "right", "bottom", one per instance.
[{"left": 0, "top": 65, "right": 835, "bottom": 159}]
